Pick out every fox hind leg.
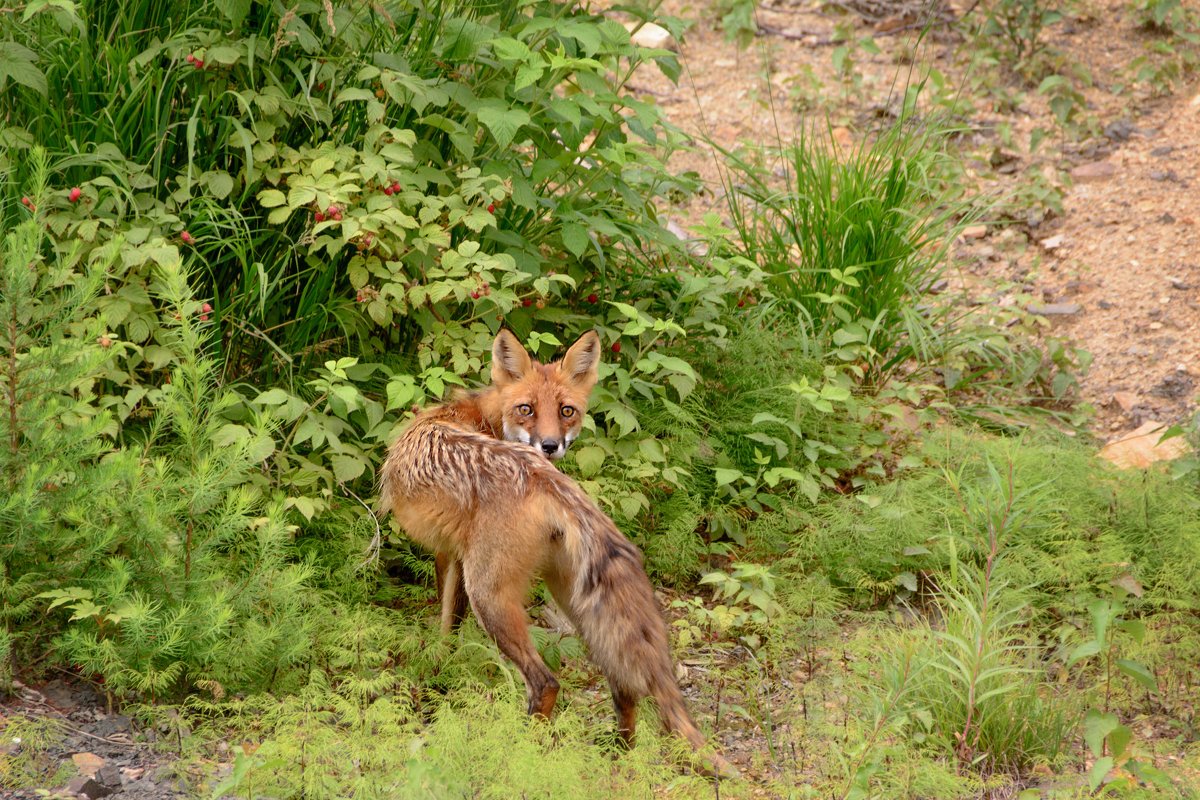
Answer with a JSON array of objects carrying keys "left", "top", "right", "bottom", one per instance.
[
  {"left": 435, "top": 552, "right": 469, "bottom": 634},
  {"left": 462, "top": 557, "right": 560, "bottom": 718},
  {"left": 610, "top": 679, "right": 639, "bottom": 748}
]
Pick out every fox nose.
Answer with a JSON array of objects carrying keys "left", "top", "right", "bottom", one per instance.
[{"left": 540, "top": 438, "right": 560, "bottom": 456}]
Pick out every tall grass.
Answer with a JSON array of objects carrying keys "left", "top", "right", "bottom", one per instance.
[{"left": 715, "top": 118, "right": 970, "bottom": 385}]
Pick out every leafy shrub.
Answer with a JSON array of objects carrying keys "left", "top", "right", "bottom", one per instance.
[{"left": 2, "top": 171, "right": 323, "bottom": 698}]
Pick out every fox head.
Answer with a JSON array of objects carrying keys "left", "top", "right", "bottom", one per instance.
[{"left": 489, "top": 329, "right": 601, "bottom": 460}]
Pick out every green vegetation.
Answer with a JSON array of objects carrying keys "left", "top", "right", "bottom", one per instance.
[{"left": 2, "top": 0, "right": 1199, "bottom": 798}]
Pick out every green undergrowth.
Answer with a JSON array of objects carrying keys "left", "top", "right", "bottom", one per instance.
[{"left": 85, "top": 426, "right": 1191, "bottom": 798}]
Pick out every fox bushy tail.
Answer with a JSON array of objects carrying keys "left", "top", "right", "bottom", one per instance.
[{"left": 535, "top": 469, "right": 708, "bottom": 751}]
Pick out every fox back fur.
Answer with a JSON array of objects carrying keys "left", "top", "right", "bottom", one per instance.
[{"left": 379, "top": 330, "right": 729, "bottom": 772}]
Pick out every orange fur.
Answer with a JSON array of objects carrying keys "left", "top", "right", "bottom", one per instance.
[{"left": 379, "top": 331, "right": 731, "bottom": 774}]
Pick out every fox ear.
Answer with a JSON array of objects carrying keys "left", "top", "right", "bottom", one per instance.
[
  {"left": 558, "top": 330, "right": 601, "bottom": 391},
  {"left": 491, "top": 329, "right": 533, "bottom": 386}
]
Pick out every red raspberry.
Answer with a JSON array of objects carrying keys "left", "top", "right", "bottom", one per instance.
[
  {"left": 487, "top": 203, "right": 496, "bottom": 213},
  {"left": 611, "top": 342, "right": 621, "bottom": 354},
  {"left": 202, "top": 303, "right": 213, "bottom": 313},
  {"left": 180, "top": 230, "right": 193, "bottom": 244},
  {"left": 68, "top": 187, "right": 81, "bottom": 203},
  {"left": 522, "top": 298, "right": 533, "bottom": 307},
  {"left": 314, "top": 211, "right": 325, "bottom": 222},
  {"left": 586, "top": 293, "right": 597, "bottom": 304}
]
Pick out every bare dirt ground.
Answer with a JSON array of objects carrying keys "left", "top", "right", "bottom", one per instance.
[{"left": 633, "top": 0, "right": 1200, "bottom": 441}]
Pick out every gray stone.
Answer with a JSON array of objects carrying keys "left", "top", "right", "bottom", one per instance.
[
  {"left": 96, "top": 764, "right": 123, "bottom": 787},
  {"left": 66, "top": 776, "right": 114, "bottom": 799},
  {"left": 1028, "top": 303, "right": 1082, "bottom": 316}
]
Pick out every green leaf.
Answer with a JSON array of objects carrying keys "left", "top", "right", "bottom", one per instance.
[
  {"left": 216, "top": 0, "right": 250, "bottom": 27},
  {"left": 206, "top": 45, "right": 241, "bottom": 66},
  {"left": 212, "top": 423, "right": 250, "bottom": 447},
  {"left": 258, "top": 189, "right": 286, "bottom": 208},
  {"left": 573, "top": 445, "right": 605, "bottom": 476},
  {"left": 1083, "top": 710, "right": 1120, "bottom": 758},
  {"left": 1066, "top": 640, "right": 1101, "bottom": 669},
  {"left": 560, "top": 222, "right": 588, "bottom": 257},
  {"left": 1088, "top": 757, "right": 1114, "bottom": 793},
  {"left": 475, "top": 100, "right": 530, "bottom": 149},
  {"left": 0, "top": 41, "right": 48, "bottom": 96},
  {"left": 1106, "top": 723, "right": 1132, "bottom": 760},
  {"left": 204, "top": 171, "right": 235, "bottom": 199},
  {"left": 1115, "top": 659, "right": 1158, "bottom": 693},
  {"left": 714, "top": 468, "right": 742, "bottom": 486},
  {"left": 331, "top": 454, "right": 366, "bottom": 483},
  {"left": 254, "top": 388, "right": 290, "bottom": 405}
]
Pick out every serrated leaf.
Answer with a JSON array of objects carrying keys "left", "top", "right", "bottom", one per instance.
[
  {"left": 475, "top": 100, "right": 530, "bottom": 148},
  {"left": 714, "top": 468, "right": 742, "bottom": 486},
  {"left": 574, "top": 445, "right": 605, "bottom": 476},
  {"left": 212, "top": 423, "right": 250, "bottom": 447},
  {"left": 254, "top": 388, "right": 290, "bottom": 405},
  {"left": 205, "top": 171, "right": 234, "bottom": 199},
  {"left": 331, "top": 454, "right": 366, "bottom": 483},
  {"left": 0, "top": 41, "right": 48, "bottom": 96},
  {"left": 258, "top": 188, "right": 286, "bottom": 208},
  {"left": 216, "top": 0, "right": 251, "bottom": 27},
  {"left": 560, "top": 222, "right": 588, "bottom": 257}
]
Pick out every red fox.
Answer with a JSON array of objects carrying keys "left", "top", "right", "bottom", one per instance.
[{"left": 379, "top": 330, "right": 730, "bottom": 773}]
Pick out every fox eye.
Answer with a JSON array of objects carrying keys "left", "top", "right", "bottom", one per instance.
[
  {"left": 560, "top": 406, "right": 576, "bottom": 418},
  {"left": 516, "top": 404, "right": 533, "bottom": 416}
]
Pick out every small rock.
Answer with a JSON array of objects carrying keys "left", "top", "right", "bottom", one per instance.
[
  {"left": 1103, "top": 120, "right": 1134, "bottom": 141},
  {"left": 95, "top": 765, "right": 122, "bottom": 787},
  {"left": 91, "top": 715, "right": 130, "bottom": 737},
  {"left": 66, "top": 776, "right": 113, "bottom": 800},
  {"left": 625, "top": 22, "right": 676, "bottom": 51},
  {"left": 1028, "top": 302, "right": 1082, "bottom": 316},
  {"left": 1100, "top": 420, "right": 1189, "bottom": 469},
  {"left": 1098, "top": 299, "right": 1114, "bottom": 309},
  {"left": 1072, "top": 160, "right": 1116, "bottom": 183},
  {"left": 1159, "top": 212, "right": 1176, "bottom": 224},
  {"left": 1150, "top": 145, "right": 1175, "bottom": 157},
  {"left": 1168, "top": 276, "right": 1190, "bottom": 290},
  {"left": 1151, "top": 372, "right": 1195, "bottom": 399},
  {"left": 961, "top": 224, "right": 988, "bottom": 240},
  {"left": 1149, "top": 169, "right": 1178, "bottom": 183},
  {"left": 119, "top": 766, "right": 145, "bottom": 781},
  {"left": 875, "top": 13, "right": 913, "bottom": 33},
  {"left": 72, "top": 752, "right": 105, "bottom": 778},
  {"left": 1112, "top": 391, "right": 1140, "bottom": 412},
  {"left": 1040, "top": 234, "right": 1066, "bottom": 251}
]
